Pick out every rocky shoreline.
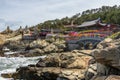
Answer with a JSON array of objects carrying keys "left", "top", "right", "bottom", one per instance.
[
  {"left": 1, "top": 38, "right": 120, "bottom": 80},
  {"left": 1, "top": 50, "right": 92, "bottom": 80},
  {"left": 2, "top": 39, "right": 66, "bottom": 57}
]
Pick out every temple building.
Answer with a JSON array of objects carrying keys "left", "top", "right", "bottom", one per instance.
[
  {"left": 76, "top": 18, "right": 119, "bottom": 31},
  {"left": 66, "top": 18, "right": 120, "bottom": 50}
]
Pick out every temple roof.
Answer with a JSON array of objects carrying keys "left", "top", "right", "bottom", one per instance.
[{"left": 77, "top": 18, "right": 104, "bottom": 28}]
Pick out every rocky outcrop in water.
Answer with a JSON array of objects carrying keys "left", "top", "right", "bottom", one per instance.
[
  {"left": 2, "top": 50, "right": 92, "bottom": 80},
  {"left": 93, "top": 38, "right": 120, "bottom": 69},
  {"left": 4, "top": 40, "right": 27, "bottom": 51},
  {"left": 4, "top": 39, "right": 66, "bottom": 57},
  {"left": 36, "top": 50, "right": 92, "bottom": 69},
  {"left": 0, "top": 34, "right": 6, "bottom": 56},
  {"left": 29, "top": 39, "right": 66, "bottom": 53},
  {"left": 88, "top": 38, "right": 120, "bottom": 80},
  {"left": 2, "top": 38, "right": 120, "bottom": 80}
]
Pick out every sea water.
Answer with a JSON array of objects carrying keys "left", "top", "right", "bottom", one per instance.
[{"left": 0, "top": 52, "right": 46, "bottom": 80}]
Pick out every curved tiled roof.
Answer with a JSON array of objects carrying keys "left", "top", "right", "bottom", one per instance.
[{"left": 77, "top": 18, "right": 106, "bottom": 28}]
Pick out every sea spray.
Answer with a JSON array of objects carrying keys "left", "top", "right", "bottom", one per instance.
[{"left": 0, "top": 51, "right": 46, "bottom": 79}]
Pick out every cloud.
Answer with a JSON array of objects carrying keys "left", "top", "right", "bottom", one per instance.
[
  {"left": 0, "top": 19, "right": 5, "bottom": 23},
  {"left": 0, "top": 18, "right": 22, "bottom": 31},
  {"left": 0, "top": 0, "right": 120, "bottom": 31}
]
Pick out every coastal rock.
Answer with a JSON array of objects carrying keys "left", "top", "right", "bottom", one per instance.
[
  {"left": 4, "top": 40, "right": 26, "bottom": 51},
  {"left": 105, "top": 75, "right": 120, "bottom": 80},
  {"left": 43, "top": 44, "right": 57, "bottom": 53},
  {"left": 36, "top": 50, "right": 92, "bottom": 69},
  {"left": 0, "top": 34, "right": 6, "bottom": 52},
  {"left": 84, "top": 38, "right": 120, "bottom": 80},
  {"left": 92, "top": 39, "right": 120, "bottom": 70},
  {"left": 2, "top": 50, "right": 93, "bottom": 80},
  {"left": 8, "top": 67, "right": 86, "bottom": 80},
  {"left": 29, "top": 48, "right": 44, "bottom": 54},
  {"left": 28, "top": 39, "right": 66, "bottom": 53},
  {"left": 104, "top": 38, "right": 112, "bottom": 43},
  {"left": 3, "top": 39, "right": 66, "bottom": 56},
  {"left": 30, "top": 40, "right": 49, "bottom": 49},
  {"left": 53, "top": 39, "right": 66, "bottom": 49},
  {"left": 1, "top": 72, "right": 18, "bottom": 79},
  {"left": 92, "top": 75, "right": 120, "bottom": 80},
  {"left": 84, "top": 59, "right": 97, "bottom": 80},
  {"left": 0, "top": 51, "right": 4, "bottom": 57}
]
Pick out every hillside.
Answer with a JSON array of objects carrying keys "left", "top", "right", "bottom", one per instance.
[{"left": 34, "top": 5, "right": 120, "bottom": 30}]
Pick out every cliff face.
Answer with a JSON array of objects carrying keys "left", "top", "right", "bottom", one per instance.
[
  {"left": 2, "top": 38, "right": 120, "bottom": 80},
  {"left": 0, "top": 34, "right": 6, "bottom": 56},
  {"left": 93, "top": 38, "right": 120, "bottom": 70},
  {"left": 18, "top": 51, "right": 92, "bottom": 80},
  {"left": 0, "top": 38, "right": 3, "bottom": 45},
  {"left": 0, "top": 34, "right": 5, "bottom": 44},
  {"left": 1, "top": 50, "right": 92, "bottom": 80},
  {"left": 90, "top": 38, "right": 120, "bottom": 80}
]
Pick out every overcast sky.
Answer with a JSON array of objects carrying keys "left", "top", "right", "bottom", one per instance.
[{"left": 0, "top": 0, "right": 120, "bottom": 31}]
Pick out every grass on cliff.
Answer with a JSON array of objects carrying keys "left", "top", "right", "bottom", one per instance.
[
  {"left": 0, "top": 34, "right": 5, "bottom": 45},
  {"left": 108, "top": 32, "right": 120, "bottom": 39}
]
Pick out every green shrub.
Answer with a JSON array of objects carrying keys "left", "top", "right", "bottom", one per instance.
[{"left": 108, "top": 32, "right": 120, "bottom": 39}]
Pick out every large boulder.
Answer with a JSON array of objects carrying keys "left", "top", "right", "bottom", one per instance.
[
  {"left": 43, "top": 44, "right": 57, "bottom": 53},
  {"left": 29, "top": 48, "right": 44, "bottom": 54},
  {"left": 0, "top": 34, "right": 6, "bottom": 50},
  {"left": 29, "top": 39, "right": 66, "bottom": 53},
  {"left": 6, "top": 67, "right": 85, "bottom": 80},
  {"left": 86, "top": 38, "right": 120, "bottom": 80},
  {"left": 105, "top": 75, "right": 120, "bottom": 80},
  {"left": 1, "top": 49, "right": 93, "bottom": 80},
  {"left": 36, "top": 50, "right": 92, "bottom": 69},
  {"left": 92, "top": 38, "right": 120, "bottom": 70},
  {"left": 30, "top": 40, "right": 49, "bottom": 49},
  {"left": 53, "top": 39, "right": 66, "bottom": 49},
  {"left": 4, "top": 40, "right": 25, "bottom": 51},
  {"left": 92, "top": 75, "right": 120, "bottom": 80}
]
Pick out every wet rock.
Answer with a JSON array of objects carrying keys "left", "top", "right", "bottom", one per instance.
[
  {"left": 105, "top": 75, "right": 120, "bottom": 80},
  {"left": 4, "top": 40, "right": 26, "bottom": 51},
  {"left": 87, "top": 38, "right": 120, "bottom": 80},
  {"left": 1, "top": 72, "right": 19, "bottom": 79},
  {"left": 30, "top": 40, "right": 49, "bottom": 49},
  {"left": 43, "top": 44, "right": 56, "bottom": 53},
  {"left": 36, "top": 50, "right": 92, "bottom": 69},
  {"left": 3, "top": 38, "right": 120, "bottom": 80},
  {"left": 92, "top": 75, "right": 120, "bottom": 80},
  {"left": 85, "top": 59, "right": 97, "bottom": 80},
  {"left": 14, "top": 67, "right": 85, "bottom": 80},
  {"left": 53, "top": 39, "right": 66, "bottom": 49},
  {"left": 29, "top": 48, "right": 44, "bottom": 54},
  {"left": 4, "top": 50, "right": 92, "bottom": 80},
  {"left": 92, "top": 38, "right": 120, "bottom": 70}
]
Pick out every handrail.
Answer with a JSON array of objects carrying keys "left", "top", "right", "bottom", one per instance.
[{"left": 79, "top": 37, "right": 104, "bottom": 41}]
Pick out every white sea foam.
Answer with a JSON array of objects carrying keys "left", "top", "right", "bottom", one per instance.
[
  {"left": 0, "top": 77, "right": 7, "bottom": 80},
  {"left": 0, "top": 52, "right": 46, "bottom": 79},
  {"left": 4, "top": 51, "right": 17, "bottom": 55}
]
